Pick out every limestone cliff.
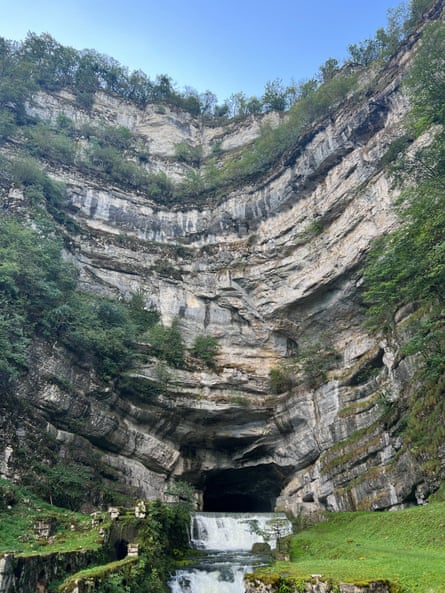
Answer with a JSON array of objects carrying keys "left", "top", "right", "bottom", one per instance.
[{"left": 1, "top": 1, "right": 444, "bottom": 514}]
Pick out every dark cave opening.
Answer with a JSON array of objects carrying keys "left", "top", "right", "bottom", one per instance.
[
  {"left": 205, "top": 492, "right": 272, "bottom": 512},
  {"left": 114, "top": 539, "right": 128, "bottom": 560},
  {"left": 202, "top": 465, "right": 288, "bottom": 512}
]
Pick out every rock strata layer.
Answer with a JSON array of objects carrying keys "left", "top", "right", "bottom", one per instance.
[{"left": 1, "top": 4, "right": 443, "bottom": 513}]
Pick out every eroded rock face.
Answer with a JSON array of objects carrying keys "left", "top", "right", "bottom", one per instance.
[{"left": 1, "top": 9, "right": 442, "bottom": 512}]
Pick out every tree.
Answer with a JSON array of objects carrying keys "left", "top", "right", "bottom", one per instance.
[
  {"left": 407, "top": 0, "right": 434, "bottom": 28},
  {"left": 153, "top": 74, "right": 174, "bottom": 101},
  {"left": 0, "top": 37, "right": 36, "bottom": 124},
  {"left": 199, "top": 90, "right": 218, "bottom": 117},
  {"left": 246, "top": 96, "right": 263, "bottom": 115},
  {"left": 363, "top": 18, "right": 445, "bottom": 471},
  {"left": 319, "top": 58, "right": 340, "bottom": 83},
  {"left": 347, "top": 38, "right": 381, "bottom": 66},
  {"left": 296, "top": 78, "right": 318, "bottom": 100},
  {"left": 128, "top": 291, "right": 159, "bottom": 331},
  {"left": 384, "top": 3, "right": 410, "bottom": 56},
  {"left": 181, "top": 87, "right": 201, "bottom": 116},
  {"left": 182, "top": 169, "right": 205, "bottom": 197},
  {"left": 0, "top": 111, "right": 16, "bottom": 140},
  {"left": 227, "top": 91, "right": 249, "bottom": 118},
  {"left": 262, "top": 78, "right": 288, "bottom": 112},
  {"left": 20, "top": 33, "right": 77, "bottom": 91},
  {"left": 98, "top": 54, "right": 129, "bottom": 95},
  {"left": 269, "top": 365, "right": 293, "bottom": 394},
  {"left": 62, "top": 293, "right": 139, "bottom": 380},
  {"left": 32, "top": 462, "right": 95, "bottom": 509},
  {"left": 404, "top": 22, "right": 445, "bottom": 128},
  {"left": 364, "top": 22, "right": 445, "bottom": 325},
  {"left": 0, "top": 308, "right": 29, "bottom": 385},
  {"left": 213, "top": 103, "right": 230, "bottom": 118},
  {"left": 95, "top": 124, "right": 133, "bottom": 150},
  {"left": 25, "top": 122, "right": 76, "bottom": 165},
  {"left": 73, "top": 51, "right": 99, "bottom": 109},
  {"left": 126, "top": 69, "right": 154, "bottom": 106}
]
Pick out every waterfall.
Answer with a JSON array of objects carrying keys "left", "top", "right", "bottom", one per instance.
[
  {"left": 168, "top": 512, "right": 292, "bottom": 593},
  {"left": 191, "top": 512, "right": 292, "bottom": 551}
]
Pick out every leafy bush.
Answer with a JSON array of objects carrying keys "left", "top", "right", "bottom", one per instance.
[
  {"left": 191, "top": 334, "right": 219, "bottom": 366},
  {"left": 62, "top": 294, "right": 139, "bottom": 380},
  {"left": 166, "top": 480, "right": 196, "bottom": 511},
  {"left": 295, "top": 340, "right": 340, "bottom": 388},
  {"left": 25, "top": 122, "right": 76, "bottom": 165},
  {"left": 8, "top": 156, "right": 69, "bottom": 221},
  {"left": 127, "top": 291, "right": 159, "bottom": 332},
  {"left": 94, "top": 124, "right": 133, "bottom": 150},
  {"left": 148, "top": 319, "right": 185, "bottom": 368},
  {"left": 174, "top": 141, "right": 203, "bottom": 166},
  {"left": 269, "top": 366, "right": 293, "bottom": 394}
]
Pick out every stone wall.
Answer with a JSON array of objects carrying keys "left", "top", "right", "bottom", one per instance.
[
  {"left": 0, "top": 550, "right": 97, "bottom": 593},
  {"left": 244, "top": 576, "right": 392, "bottom": 593}
]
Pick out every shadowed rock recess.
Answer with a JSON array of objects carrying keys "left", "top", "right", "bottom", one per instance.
[{"left": 1, "top": 3, "right": 443, "bottom": 514}]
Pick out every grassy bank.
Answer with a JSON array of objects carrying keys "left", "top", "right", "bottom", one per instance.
[
  {"left": 256, "top": 501, "right": 445, "bottom": 593},
  {"left": 0, "top": 478, "right": 191, "bottom": 593},
  {"left": 0, "top": 478, "right": 106, "bottom": 556}
]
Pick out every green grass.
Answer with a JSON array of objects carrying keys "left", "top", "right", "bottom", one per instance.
[
  {"left": 257, "top": 502, "right": 445, "bottom": 593},
  {"left": 0, "top": 479, "right": 108, "bottom": 556},
  {"left": 57, "top": 557, "right": 138, "bottom": 592}
]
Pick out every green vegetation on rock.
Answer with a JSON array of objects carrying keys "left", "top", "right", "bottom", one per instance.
[
  {"left": 191, "top": 334, "right": 219, "bottom": 367},
  {"left": 0, "top": 478, "right": 107, "bottom": 555},
  {"left": 363, "top": 20, "right": 445, "bottom": 477}
]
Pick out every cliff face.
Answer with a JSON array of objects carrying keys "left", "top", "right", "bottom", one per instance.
[{"left": 1, "top": 6, "right": 442, "bottom": 514}]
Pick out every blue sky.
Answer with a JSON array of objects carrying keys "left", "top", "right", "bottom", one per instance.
[{"left": 1, "top": 0, "right": 401, "bottom": 102}]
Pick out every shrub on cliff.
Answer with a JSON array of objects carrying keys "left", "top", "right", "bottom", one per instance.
[
  {"left": 148, "top": 319, "right": 185, "bottom": 368},
  {"left": 269, "top": 366, "right": 293, "bottom": 394},
  {"left": 191, "top": 334, "right": 219, "bottom": 367}
]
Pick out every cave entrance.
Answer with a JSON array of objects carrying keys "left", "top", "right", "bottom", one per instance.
[
  {"left": 202, "top": 465, "right": 287, "bottom": 512},
  {"left": 114, "top": 539, "right": 128, "bottom": 560}
]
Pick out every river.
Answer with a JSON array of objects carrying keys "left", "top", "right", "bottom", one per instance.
[{"left": 168, "top": 512, "right": 292, "bottom": 593}]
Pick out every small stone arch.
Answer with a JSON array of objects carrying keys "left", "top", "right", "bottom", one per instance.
[{"left": 114, "top": 539, "right": 128, "bottom": 560}]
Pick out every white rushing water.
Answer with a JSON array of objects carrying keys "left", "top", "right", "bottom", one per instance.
[
  {"left": 190, "top": 512, "right": 292, "bottom": 551},
  {"left": 169, "top": 551, "right": 256, "bottom": 593},
  {"left": 168, "top": 512, "right": 292, "bottom": 593}
]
